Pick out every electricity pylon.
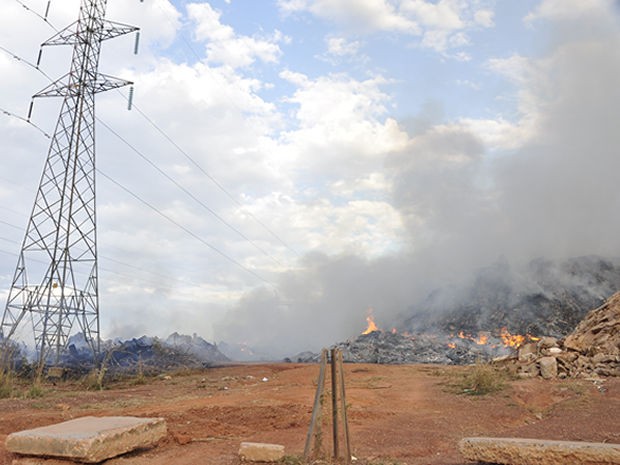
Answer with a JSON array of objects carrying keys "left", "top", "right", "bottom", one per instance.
[{"left": 0, "top": 0, "right": 138, "bottom": 365}]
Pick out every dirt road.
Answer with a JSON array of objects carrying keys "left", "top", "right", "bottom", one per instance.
[{"left": 1, "top": 363, "right": 619, "bottom": 464}]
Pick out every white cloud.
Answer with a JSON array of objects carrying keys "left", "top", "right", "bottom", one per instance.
[
  {"left": 279, "top": 0, "right": 420, "bottom": 34},
  {"left": 525, "top": 0, "right": 611, "bottom": 22},
  {"left": 474, "top": 8, "right": 494, "bottom": 27},
  {"left": 455, "top": 117, "right": 532, "bottom": 151},
  {"left": 400, "top": 0, "right": 464, "bottom": 29},
  {"left": 326, "top": 36, "right": 362, "bottom": 57},
  {"left": 486, "top": 54, "right": 531, "bottom": 84},
  {"left": 279, "top": 0, "right": 497, "bottom": 56},
  {"left": 279, "top": 71, "right": 409, "bottom": 176},
  {"left": 188, "top": 2, "right": 284, "bottom": 68}
]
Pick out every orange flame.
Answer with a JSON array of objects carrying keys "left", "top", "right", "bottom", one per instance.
[
  {"left": 475, "top": 333, "right": 489, "bottom": 345},
  {"left": 500, "top": 327, "right": 526, "bottom": 348},
  {"left": 456, "top": 331, "right": 490, "bottom": 345},
  {"left": 362, "top": 315, "right": 379, "bottom": 335}
]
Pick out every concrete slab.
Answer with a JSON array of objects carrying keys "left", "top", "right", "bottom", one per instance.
[
  {"left": 459, "top": 437, "right": 620, "bottom": 465},
  {"left": 12, "top": 458, "right": 77, "bottom": 465},
  {"left": 6, "top": 416, "right": 167, "bottom": 464},
  {"left": 239, "top": 442, "right": 285, "bottom": 462}
]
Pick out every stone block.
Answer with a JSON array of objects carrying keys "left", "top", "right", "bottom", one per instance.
[
  {"left": 539, "top": 356, "right": 558, "bottom": 379},
  {"left": 239, "top": 442, "right": 285, "bottom": 462},
  {"left": 5, "top": 416, "right": 166, "bottom": 463},
  {"left": 537, "top": 337, "right": 558, "bottom": 349},
  {"left": 459, "top": 437, "right": 620, "bottom": 465},
  {"left": 12, "top": 458, "right": 77, "bottom": 465},
  {"left": 518, "top": 343, "right": 538, "bottom": 362}
]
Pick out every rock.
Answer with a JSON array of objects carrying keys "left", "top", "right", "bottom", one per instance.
[
  {"left": 459, "top": 437, "right": 620, "bottom": 465},
  {"left": 537, "top": 337, "right": 558, "bottom": 349},
  {"left": 519, "top": 362, "right": 539, "bottom": 377},
  {"left": 592, "top": 353, "right": 617, "bottom": 364},
  {"left": 564, "top": 292, "right": 620, "bottom": 355},
  {"left": 5, "top": 416, "right": 166, "bottom": 463},
  {"left": 238, "top": 442, "right": 285, "bottom": 462},
  {"left": 539, "top": 357, "right": 558, "bottom": 379},
  {"left": 518, "top": 343, "right": 538, "bottom": 362}
]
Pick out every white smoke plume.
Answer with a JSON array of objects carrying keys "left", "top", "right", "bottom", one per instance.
[{"left": 214, "top": 2, "right": 620, "bottom": 357}]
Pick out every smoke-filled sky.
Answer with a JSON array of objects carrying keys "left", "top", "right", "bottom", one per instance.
[{"left": 1, "top": 0, "right": 619, "bottom": 357}]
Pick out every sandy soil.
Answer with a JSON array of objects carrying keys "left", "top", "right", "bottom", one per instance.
[{"left": 1, "top": 363, "right": 619, "bottom": 465}]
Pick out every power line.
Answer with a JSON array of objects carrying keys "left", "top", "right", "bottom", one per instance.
[
  {"left": 130, "top": 101, "right": 300, "bottom": 257},
  {"left": 0, "top": 103, "right": 273, "bottom": 288},
  {"left": 0, "top": 105, "right": 51, "bottom": 138},
  {"left": 15, "top": 2, "right": 298, "bottom": 262},
  {"left": 0, "top": 215, "right": 215, "bottom": 291},
  {"left": 0, "top": 219, "right": 23, "bottom": 231},
  {"left": 1, "top": 43, "right": 296, "bottom": 268},
  {"left": 14, "top": 0, "right": 53, "bottom": 27},
  {"left": 97, "top": 168, "right": 274, "bottom": 287},
  {"left": 134, "top": 2, "right": 298, "bottom": 256},
  {"left": 97, "top": 118, "right": 285, "bottom": 268}
]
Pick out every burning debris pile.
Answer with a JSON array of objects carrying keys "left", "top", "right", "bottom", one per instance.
[
  {"left": 292, "top": 270, "right": 620, "bottom": 375},
  {"left": 291, "top": 315, "right": 539, "bottom": 365},
  {"left": 506, "top": 292, "right": 620, "bottom": 378}
]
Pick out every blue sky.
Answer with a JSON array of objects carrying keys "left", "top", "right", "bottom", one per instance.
[{"left": 1, "top": 0, "right": 619, "bottom": 357}]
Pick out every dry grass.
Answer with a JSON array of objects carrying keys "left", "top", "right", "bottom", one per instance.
[
  {"left": 443, "top": 363, "right": 510, "bottom": 396},
  {"left": 0, "top": 367, "right": 15, "bottom": 398}
]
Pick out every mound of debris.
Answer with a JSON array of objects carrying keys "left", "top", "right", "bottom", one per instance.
[
  {"left": 336, "top": 331, "right": 489, "bottom": 365},
  {"left": 52, "top": 332, "right": 230, "bottom": 375},
  {"left": 104, "top": 336, "right": 204, "bottom": 376},
  {"left": 290, "top": 329, "right": 522, "bottom": 365},
  {"left": 165, "top": 332, "right": 230, "bottom": 364},
  {"left": 504, "top": 292, "right": 620, "bottom": 378}
]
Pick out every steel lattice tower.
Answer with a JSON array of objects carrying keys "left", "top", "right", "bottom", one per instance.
[{"left": 0, "top": 0, "right": 137, "bottom": 364}]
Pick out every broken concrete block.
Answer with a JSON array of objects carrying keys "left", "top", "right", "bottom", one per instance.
[
  {"left": 539, "top": 356, "right": 558, "bottom": 379},
  {"left": 239, "top": 442, "right": 285, "bottom": 462},
  {"left": 459, "top": 437, "right": 620, "bottom": 465},
  {"left": 5, "top": 416, "right": 166, "bottom": 463}
]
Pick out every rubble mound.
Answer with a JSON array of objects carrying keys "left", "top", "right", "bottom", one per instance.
[
  {"left": 563, "top": 291, "right": 620, "bottom": 357},
  {"left": 507, "top": 292, "right": 620, "bottom": 378}
]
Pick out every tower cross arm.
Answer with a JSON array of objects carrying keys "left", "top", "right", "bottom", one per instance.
[
  {"left": 41, "top": 20, "right": 138, "bottom": 47},
  {"left": 32, "top": 74, "right": 133, "bottom": 99},
  {"left": 41, "top": 22, "right": 80, "bottom": 46},
  {"left": 93, "top": 73, "right": 134, "bottom": 93},
  {"left": 101, "top": 20, "right": 139, "bottom": 41}
]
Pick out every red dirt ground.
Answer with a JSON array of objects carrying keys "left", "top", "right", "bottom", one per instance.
[{"left": 1, "top": 363, "right": 619, "bottom": 464}]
